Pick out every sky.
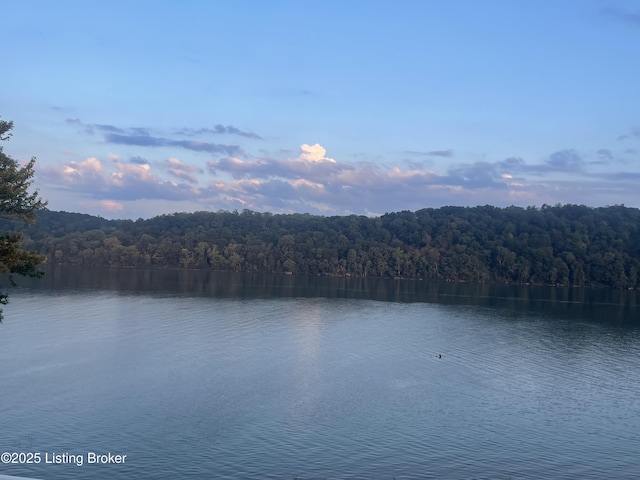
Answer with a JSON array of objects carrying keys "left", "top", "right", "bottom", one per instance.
[{"left": 2, "top": 0, "right": 640, "bottom": 219}]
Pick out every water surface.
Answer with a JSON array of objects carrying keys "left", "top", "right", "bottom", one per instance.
[{"left": 1, "top": 268, "right": 639, "bottom": 479}]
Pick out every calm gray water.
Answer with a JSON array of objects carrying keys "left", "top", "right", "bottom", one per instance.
[{"left": 1, "top": 267, "right": 639, "bottom": 479}]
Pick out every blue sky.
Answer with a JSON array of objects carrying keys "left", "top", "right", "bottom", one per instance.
[{"left": 3, "top": 0, "right": 640, "bottom": 219}]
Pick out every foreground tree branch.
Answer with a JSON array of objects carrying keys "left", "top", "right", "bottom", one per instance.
[{"left": 0, "top": 116, "right": 47, "bottom": 320}]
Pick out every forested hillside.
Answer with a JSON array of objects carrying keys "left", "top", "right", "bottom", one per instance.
[{"left": 5, "top": 204, "right": 640, "bottom": 289}]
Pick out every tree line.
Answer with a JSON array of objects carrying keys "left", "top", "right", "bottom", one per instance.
[{"left": 3, "top": 203, "right": 639, "bottom": 289}]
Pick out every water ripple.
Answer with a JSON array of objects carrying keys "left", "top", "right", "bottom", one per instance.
[{"left": 1, "top": 288, "right": 639, "bottom": 479}]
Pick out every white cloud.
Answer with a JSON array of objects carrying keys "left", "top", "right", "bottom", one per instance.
[
  {"left": 110, "top": 161, "right": 153, "bottom": 187},
  {"left": 299, "top": 144, "right": 336, "bottom": 163},
  {"left": 62, "top": 157, "right": 105, "bottom": 176}
]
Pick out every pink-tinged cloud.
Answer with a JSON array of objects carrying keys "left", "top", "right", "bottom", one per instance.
[
  {"left": 100, "top": 199, "right": 124, "bottom": 212},
  {"left": 164, "top": 157, "right": 203, "bottom": 184},
  {"left": 109, "top": 161, "right": 156, "bottom": 187},
  {"left": 63, "top": 157, "right": 105, "bottom": 175},
  {"left": 41, "top": 156, "right": 199, "bottom": 202},
  {"left": 38, "top": 142, "right": 640, "bottom": 217},
  {"left": 54, "top": 157, "right": 108, "bottom": 189}
]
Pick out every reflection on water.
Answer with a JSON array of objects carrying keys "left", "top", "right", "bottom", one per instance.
[
  {"left": 1, "top": 266, "right": 639, "bottom": 479},
  {"left": 24, "top": 265, "right": 640, "bottom": 324}
]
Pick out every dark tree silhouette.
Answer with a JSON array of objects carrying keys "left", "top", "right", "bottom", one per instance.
[{"left": 0, "top": 116, "right": 48, "bottom": 320}]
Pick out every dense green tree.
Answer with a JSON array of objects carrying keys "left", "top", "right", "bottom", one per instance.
[
  {"left": 14, "top": 201, "right": 640, "bottom": 290},
  {"left": 0, "top": 117, "right": 47, "bottom": 320}
]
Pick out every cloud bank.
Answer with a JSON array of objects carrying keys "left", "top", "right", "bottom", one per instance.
[{"left": 38, "top": 134, "right": 640, "bottom": 217}]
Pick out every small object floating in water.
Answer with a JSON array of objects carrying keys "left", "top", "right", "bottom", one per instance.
[{"left": 437, "top": 354, "right": 442, "bottom": 359}]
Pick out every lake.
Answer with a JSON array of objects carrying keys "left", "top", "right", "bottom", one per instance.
[{"left": 1, "top": 267, "right": 639, "bottom": 479}]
